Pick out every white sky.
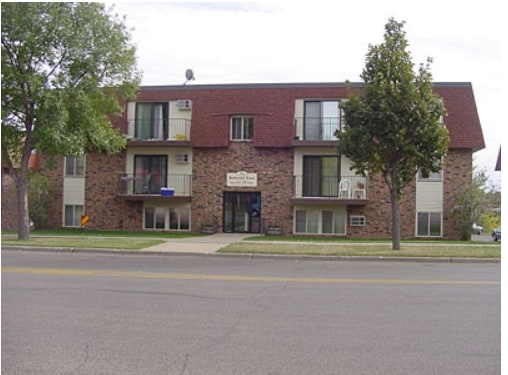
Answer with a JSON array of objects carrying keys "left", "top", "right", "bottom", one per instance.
[{"left": 110, "top": 1, "right": 503, "bottom": 187}]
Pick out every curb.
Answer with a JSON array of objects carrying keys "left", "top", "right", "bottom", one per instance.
[{"left": 2, "top": 246, "right": 500, "bottom": 264}]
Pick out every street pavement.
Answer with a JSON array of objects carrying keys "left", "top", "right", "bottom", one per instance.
[{"left": 2, "top": 250, "right": 501, "bottom": 375}]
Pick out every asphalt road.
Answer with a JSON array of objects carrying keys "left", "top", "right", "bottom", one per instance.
[{"left": 2, "top": 250, "right": 501, "bottom": 375}]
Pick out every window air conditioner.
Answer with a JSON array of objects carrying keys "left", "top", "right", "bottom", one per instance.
[
  {"left": 176, "top": 99, "right": 192, "bottom": 110},
  {"left": 175, "top": 154, "right": 189, "bottom": 164}
]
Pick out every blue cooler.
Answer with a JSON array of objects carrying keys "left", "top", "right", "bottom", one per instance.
[{"left": 160, "top": 188, "right": 175, "bottom": 197}]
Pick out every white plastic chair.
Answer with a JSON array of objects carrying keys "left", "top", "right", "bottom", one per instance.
[{"left": 338, "top": 179, "right": 351, "bottom": 199}]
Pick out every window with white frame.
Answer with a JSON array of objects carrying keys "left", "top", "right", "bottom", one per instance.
[
  {"left": 135, "top": 102, "right": 168, "bottom": 140},
  {"left": 304, "top": 100, "right": 342, "bottom": 140},
  {"left": 65, "top": 156, "right": 85, "bottom": 177},
  {"left": 145, "top": 207, "right": 166, "bottom": 230},
  {"left": 230, "top": 116, "right": 253, "bottom": 141},
  {"left": 170, "top": 207, "right": 190, "bottom": 230},
  {"left": 295, "top": 207, "right": 346, "bottom": 234},
  {"left": 64, "top": 204, "right": 83, "bottom": 227},
  {"left": 144, "top": 205, "right": 191, "bottom": 231},
  {"left": 417, "top": 212, "right": 442, "bottom": 237}
]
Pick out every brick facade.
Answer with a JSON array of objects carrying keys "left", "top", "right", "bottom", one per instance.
[
  {"left": 2, "top": 82, "right": 484, "bottom": 240},
  {"left": 192, "top": 143, "right": 294, "bottom": 234},
  {"left": 442, "top": 149, "right": 474, "bottom": 239}
]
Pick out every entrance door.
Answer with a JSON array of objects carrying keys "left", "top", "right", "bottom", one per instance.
[{"left": 224, "top": 192, "right": 261, "bottom": 233}]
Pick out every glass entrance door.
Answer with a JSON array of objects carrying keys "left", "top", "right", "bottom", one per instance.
[{"left": 224, "top": 192, "right": 261, "bottom": 233}]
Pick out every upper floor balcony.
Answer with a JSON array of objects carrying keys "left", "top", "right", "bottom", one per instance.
[
  {"left": 293, "top": 116, "right": 342, "bottom": 145},
  {"left": 292, "top": 175, "right": 368, "bottom": 205},
  {"left": 127, "top": 118, "right": 191, "bottom": 146},
  {"left": 117, "top": 173, "right": 192, "bottom": 202}
]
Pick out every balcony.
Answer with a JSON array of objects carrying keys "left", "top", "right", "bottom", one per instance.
[
  {"left": 127, "top": 118, "right": 191, "bottom": 146},
  {"left": 117, "top": 173, "right": 192, "bottom": 202},
  {"left": 293, "top": 117, "right": 342, "bottom": 144},
  {"left": 292, "top": 175, "right": 368, "bottom": 205}
]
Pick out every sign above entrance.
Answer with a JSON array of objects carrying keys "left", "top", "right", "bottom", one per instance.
[{"left": 227, "top": 171, "right": 257, "bottom": 187}]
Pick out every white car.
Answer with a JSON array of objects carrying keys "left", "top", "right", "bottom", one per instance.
[{"left": 472, "top": 223, "right": 483, "bottom": 234}]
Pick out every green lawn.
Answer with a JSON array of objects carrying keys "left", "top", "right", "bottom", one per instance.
[
  {"left": 2, "top": 230, "right": 501, "bottom": 258},
  {"left": 1, "top": 236, "right": 163, "bottom": 250},
  {"left": 2, "top": 229, "right": 204, "bottom": 249},
  {"left": 219, "top": 241, "right": 501, "bottom": 258},
  {"left": 2, "top": 229, "right": 202, "bottom": 238}
]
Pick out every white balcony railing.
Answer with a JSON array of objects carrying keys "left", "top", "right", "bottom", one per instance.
[
  {"left": 294, "top": 117, "right": 342, "bottom": 141},
  {"left": 119, "top": 174, "right": 192, "bottom": 196},
  {"left": 294, "top": 175, "right": 367, "bottom": 199}
]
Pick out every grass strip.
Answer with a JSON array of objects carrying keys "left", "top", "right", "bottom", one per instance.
[
  {"left": 219, "top": 242, "right": 501, "bottom": 258},
  {"left": 1, "top": 237, "right": 164, "bottom": 250},
  {"left": 2, "top": 229, "right": 202, "bottom": 239}
]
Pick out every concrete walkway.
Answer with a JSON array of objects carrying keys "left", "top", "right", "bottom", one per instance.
[{"left": 140, "top": 233, "right": 255, "bottom": 254}]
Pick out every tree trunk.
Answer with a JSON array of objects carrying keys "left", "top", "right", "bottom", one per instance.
[
  {"left": 390, "top": 170, "right": 401, "bottom": 250},
  {"left": 16, "top": 173, "right": 30, "bottom": 240},
  {"left": 16, "top": 141, "right": 33, "bottom": 240},
  {"left": 391, "top": 188, "right": 401, "bottom": 250}
]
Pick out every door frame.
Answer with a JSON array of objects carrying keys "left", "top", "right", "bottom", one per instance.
[{"left": 223, "top": 192, "right": 261, "bottom": 233}]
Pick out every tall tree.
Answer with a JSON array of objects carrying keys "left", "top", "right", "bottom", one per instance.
[
  {"left": 451, "top": 166, "right": 492, "bottom": 240},
  {"left": 336, "top": 18, "right": 449, "bottom": 250},
  {"left": 2, "top": 2, "right": 140, "bottom": 239}
]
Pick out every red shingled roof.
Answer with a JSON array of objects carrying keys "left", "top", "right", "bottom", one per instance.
[
  {"left": 434, "top": 83, "right": 485, "bottom": 151},
  {"left": 130, "top": 82, "right": 485, "bottom": 151}
]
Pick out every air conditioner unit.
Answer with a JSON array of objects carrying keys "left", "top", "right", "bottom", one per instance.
[
  {"left": 176, "top": 99, "right": 192, "bottom": 110},
  {"left": 175, "top": 154, "right": 189, "bottom": 164}
]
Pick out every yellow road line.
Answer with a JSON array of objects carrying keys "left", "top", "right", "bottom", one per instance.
[{"left": 2, "top": 266, "right": 500, "bottom": 286}]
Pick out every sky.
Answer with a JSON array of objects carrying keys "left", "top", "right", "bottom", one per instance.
[{"left": 110, "top": 1, "right": 503, "bottom": 187}]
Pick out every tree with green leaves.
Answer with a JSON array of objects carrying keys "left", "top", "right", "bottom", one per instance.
[
  {"left": 451, "top": 166, "right": 494, "bottom": 240},
  {"left": 336, "top": 18, "right": 449, "bottom": 250},
  {"left": 2, "top": 2, "right": 140, "bottom": 239}
]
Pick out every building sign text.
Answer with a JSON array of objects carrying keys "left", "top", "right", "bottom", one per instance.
[{"left": 227, "top": 171, "right": 257, "bottom": 187}]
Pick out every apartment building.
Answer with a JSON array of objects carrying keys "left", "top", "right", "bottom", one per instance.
[{"left": 23, "top": 82, "right": 484, "bottom": 239}]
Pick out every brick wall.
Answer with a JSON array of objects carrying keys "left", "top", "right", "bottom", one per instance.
[
  {"left": 347, "top": 149, "right": 471, "bottom": 239},
  {"left": 347, "top": 174, "right": 416, "bottom": 239},
  {"left": 443, "top": 149, "right": 473, "bottom": 240},
  {"left": 192, "top": 143, "right": 294, "bottom": 234},
  {"left": 84, "top": 151, "right": 143, "bottom": 231},
  {"left": 35, "top": 152, "right": 143, "bottom": 231}
]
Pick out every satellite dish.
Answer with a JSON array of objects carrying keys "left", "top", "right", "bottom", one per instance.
[{"left": 183, "top": 69, "right": 195, "bottom": 85}]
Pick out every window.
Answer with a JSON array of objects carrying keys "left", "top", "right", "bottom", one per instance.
[
  {"left": 170, "top": 207, "right": 190, "bottom": 230},
  {"left": 350, "top": 215, "right": 366, "bottom": 226},
  {"left": 135, "top": 103, "right": 168, "bottom": 140},
  {"left": 145, "top": 207, "right": 166, "bottom": 229},
  {"left": 231, "top": 116, "right": 253, "bottom": 141},
  {"left": 303, "top": 156, "right": 338, "bottom": 197},
  {"left": 304, "top": 100, "right": 341, "bottom": 140},
  {"left": 65, "top": 156, "right": 84, "bottom": 176},
  {"left": 418, "top": 168, "right": 442, "bottom": 181},
  {"left": 295, "top": 207, "right": 346, "bottom": 235},
  {"left": 417, "top": 212, "right": 442, "bottom": 237},
  {"left": 144, "top": 205, "right": 191, "bottom": 231},
  {"left": 134, "top": 155, "right": 167, "bottom": 194},
  {"left": 64, "top": 205, "right": 83, "bottom": 227}
]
